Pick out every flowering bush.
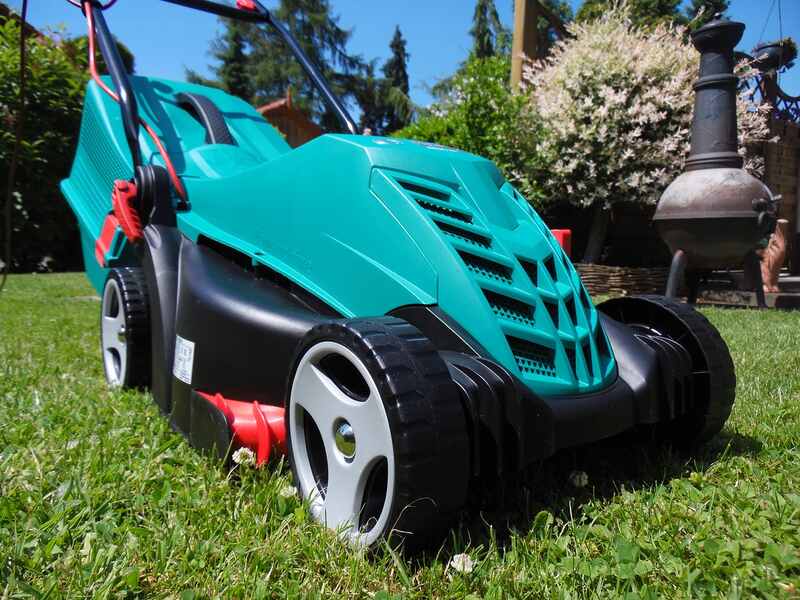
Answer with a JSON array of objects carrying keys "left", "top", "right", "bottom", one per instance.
[{"left": 521, "top": 5, "right": 772, "bottom": 210}]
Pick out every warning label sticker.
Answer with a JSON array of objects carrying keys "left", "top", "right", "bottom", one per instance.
[{"left": 173, "top": 335, "right": 195, "bottom": 385}]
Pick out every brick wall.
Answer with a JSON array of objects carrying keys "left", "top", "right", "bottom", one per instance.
[{"left": 764, "top": 119, "right": 800, "bottom": 272}]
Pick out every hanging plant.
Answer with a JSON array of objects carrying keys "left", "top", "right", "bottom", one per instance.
[{"left": 751, "top": 37, "right": 797, "bottom": 72}]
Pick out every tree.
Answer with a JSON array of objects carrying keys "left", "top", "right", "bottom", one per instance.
[
  {"left": 383, "top": 26, "right": 409, "bottom": 97},
  {"left": 576, "top": 0, "right": 687, "bottom": 29},
  {"left": 353, "top": 27, "right": 413, "bottom": 136},
  {"left": 535, "top": 1, "right": 573, "bottom": 60},
  {"left": 214, "top": 19, "right": 253, "bottom": 101},
  {"left": 381, "top": 26, "right": 411, "bottom": 133},
  {"left": 245, "top": 0, "right": 366, "bottom": 130},
  {"left": 685, "top": 0, "right": 730, "bottom": 30},
  {"left": 470, "top": 0, "right": 508, "bottom": 59}
]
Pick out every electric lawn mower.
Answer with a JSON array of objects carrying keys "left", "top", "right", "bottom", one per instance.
[{"left": 60, "top": 0, "right": 736, "bottom": 550}]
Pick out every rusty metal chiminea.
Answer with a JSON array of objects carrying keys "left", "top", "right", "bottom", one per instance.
[{"left": 654, "top": 15, "right": 776, "bottom": 306}]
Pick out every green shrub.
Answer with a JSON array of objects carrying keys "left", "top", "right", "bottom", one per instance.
[
  {"left": 0, "top": 16, "right": 87, "bottom": 272},
  {"left": 394, "top": 56, "right": 538, "bottom": 198}
]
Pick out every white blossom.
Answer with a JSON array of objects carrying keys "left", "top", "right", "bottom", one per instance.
[
  {"left": 519, "top": 3, "right": 770, "bottom": 210},
  {"left": 278, "top": 485, "right": 297, "bottom": 499},
  {"left": 232, "top": 447, "right": 255, "bottom": 467},
  {"left": 449, "top": 553, "right": 475, "bottom": 574},
  {"left": 569, "top": 470, "right": 589, "bottom": 488}
]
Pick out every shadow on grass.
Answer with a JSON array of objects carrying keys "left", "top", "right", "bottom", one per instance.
[{"left": 421, "top": 428, "right": 762, "bottom": 562}]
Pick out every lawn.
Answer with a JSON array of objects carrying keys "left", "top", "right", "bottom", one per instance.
[{"left": 1, "top": 273, "right": 799, "bottom": 599}]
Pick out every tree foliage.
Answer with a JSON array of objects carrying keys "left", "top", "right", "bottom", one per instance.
[
  {"left": 470, "top": 0, "right": 508, "bottom": 59},
  {"left": 213, "top": 19, "right": 253, "bottom": 101},
  {"left": 532, "top": 1, "right": 574, "bottom": 60},
  {"left": 246, "top": 0, "right": 365, "bottom": 130},
  {"left": 0, "top": 16, "right": 87, "bottom": 272},
  {"left": 576, "top": 0, "right": 686, "bottom": 29},
  {"left": 353, "top": 27, "right": 413, "bottom": 136},
  {"left": 61, "top": 35, "right": 135, "bottom": 75}
]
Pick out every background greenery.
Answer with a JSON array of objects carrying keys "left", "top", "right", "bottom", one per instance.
[
  {"left": 0, "top": 17, "right": 86, "bottom": 274},
  {"left": 1, "top": 273, "right": 798, "bottom": 598}
]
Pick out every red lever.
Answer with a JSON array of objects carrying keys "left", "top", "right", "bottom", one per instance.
[
  {"left": 111, "top": 180, "right": 143, "bottom": 243},
  {"left": 198, "top": 392, "right": 286, "bottom": 466},
  {"left": 236, "top": 0, "right": 257, "bottom": 10}
]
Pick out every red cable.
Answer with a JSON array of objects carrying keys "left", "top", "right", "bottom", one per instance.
[{"left": 83, "top": 2, "right": 186, "bottom": 200}]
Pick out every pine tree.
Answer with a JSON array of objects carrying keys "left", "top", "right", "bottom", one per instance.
[
  {"left": 215, "top": 20, "right": 253, "bottom": 101},
  {"left": 383, "top": 27, "right": 409, "bottom": 96},
  {"left": 246, "top": 0, "right": 366, "bottom": 130},
  {"left": 685, "top": 0, "right": 730, "bottom": 30},
  {"left": 382, "top": 26, "right": 412, "bottom": 133},
  {"left": 470, "top": 0, "right": 508, "bottom": 59}
]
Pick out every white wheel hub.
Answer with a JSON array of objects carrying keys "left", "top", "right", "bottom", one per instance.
[
  {"left": 289, "top": 341, "right": 395, "bottom": 547},
  {"left": 101, "top": 279, "right": 127, "bottom": 386}
]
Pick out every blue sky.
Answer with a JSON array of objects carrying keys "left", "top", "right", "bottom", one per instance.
[{"left": 10, "top": 0, "right": 800, "bottom": 106}]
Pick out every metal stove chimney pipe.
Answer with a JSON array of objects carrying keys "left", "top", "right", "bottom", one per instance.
[
  {"left": 653, "top": 15, "right": 776, "bottom": 307},
  {"left": 685, "top": 17, "right": 744, "bottom": 171}
]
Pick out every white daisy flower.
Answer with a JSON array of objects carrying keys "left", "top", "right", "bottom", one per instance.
[
  {"left": 232, "top": 447, "right": 256, "bottom": 467},
  {"left": 449, "top": 553, "right": 475, "bottom": 574},
  {"left": 279, "top": 485, "right": 297, "bottom": 499},
  {"left": 568, "top": 470, "right": 589, "bottom": 488}
]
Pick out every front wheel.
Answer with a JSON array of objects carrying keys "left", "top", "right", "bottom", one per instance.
[
  {"left": 100, "top": 267, "right": 151, "bottom": 389},
  {"left": 286, "top": 317, "right": 470, "bottom": 551}
]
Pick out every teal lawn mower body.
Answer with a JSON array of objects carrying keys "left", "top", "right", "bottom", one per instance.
[{"left": 62, "top": 0, "right": 736, "bottom": 551}]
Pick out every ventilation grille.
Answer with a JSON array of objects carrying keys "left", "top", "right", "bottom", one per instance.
[
  {"left": 387, "top": 171, "right": 614, "bottom": 392},
  {"left": 508, "top": 336, "right": 556, "bottom": 377},
  {"left": 416, "top": 199, "right": 472, "bottom": 223},
  {"left": 437, "top": 222, "right": 492, "bottom": 248},
  {"left": 460, "top": 252, "right": 512, "bottom": 284},
  {"left": 484, "top": 290, "right": 535, "bottom": 326}
]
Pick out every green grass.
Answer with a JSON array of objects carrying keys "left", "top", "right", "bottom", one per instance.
[{"left": 1, "top": 273, "right": 799, "bottom": 599}]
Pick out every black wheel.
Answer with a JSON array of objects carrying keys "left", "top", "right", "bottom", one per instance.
[
  {"left": 100, "top": 267, "right": 151, "bottom": 389},
  {"left": 598, "top": 295, "right": 736, "bottom": 447},
  {"left": 286, "top": 317, "right": 470, "bottom": 551}
]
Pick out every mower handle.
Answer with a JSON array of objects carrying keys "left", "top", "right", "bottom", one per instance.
[
  {"left": 89, "top": 2, "right": 142, "bottom": 168},
  {"left": 161, "top": 0, "right": 359, "bottom": 136}
]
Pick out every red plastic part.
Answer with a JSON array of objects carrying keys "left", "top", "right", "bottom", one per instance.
[
  {"left": 197, "top": 392, "right": 286, "bottom": 466},
  {"left": 111, "top": 180, "right": 143, "bottom": 243},
  {"left": 550, "top": 229, "right": 572, "bottom": 258},
  {"left": 236, "top": 0, "right": 257, "bottom": 10},
  {"left": 94, "top": 213, "right": 121, "bottom": 267}
]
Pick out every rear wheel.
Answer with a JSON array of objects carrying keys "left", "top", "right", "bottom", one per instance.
[
  {"left": 598, "top": 295, "right": 736, "bottom": 447},
  {"left": 287, "top": 317, "right": 470, "bottom": 550},
  {"left": 100, "top": 268, "right": 151, "bottom": 389}
]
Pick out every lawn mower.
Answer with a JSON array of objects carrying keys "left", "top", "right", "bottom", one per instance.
[{"left": 61, "top": 0, "right": 736, "bottom": 550}]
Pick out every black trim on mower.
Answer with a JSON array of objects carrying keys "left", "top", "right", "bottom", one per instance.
[
  {"left": 140, "top": 225, "right": 181, "bottom": 413},
  {"left": 169, "top": 240, "right": 330, "bottom": 435}
]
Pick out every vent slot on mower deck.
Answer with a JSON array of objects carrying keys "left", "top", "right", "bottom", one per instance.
[
  {"left": 507, "top": 336, "right": 556, "bottom": 378},
  {"left": 483, "top": 289, "right": 536, "bottom": 326}
]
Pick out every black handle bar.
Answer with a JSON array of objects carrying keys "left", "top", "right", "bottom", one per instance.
[{"left": 89, "top": 2, "right": 142, "bottom": 167}]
